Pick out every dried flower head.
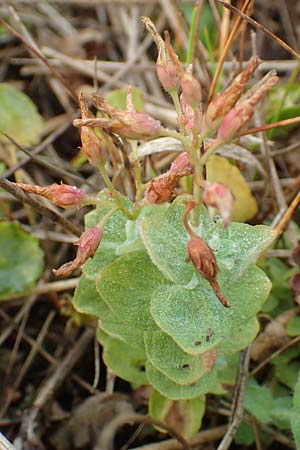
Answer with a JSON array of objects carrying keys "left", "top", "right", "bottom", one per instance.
[
  {"left": 183, "top": 202, "right": 229, "bottom": 307},
  {"left": 203, "top": 181, "right": 235, "bottom": 226},
  {"left": 144, "top": 171, "right": 179, "bottom": 204},
  {"left": 78, "top": 93, "right": 105, "bottom": 166},
  {"left": 218, "top": 74, "right": 279, "bottom": 141},
  {"left": 91, "top": 87, "right": 162, "bottom": 140},
  {"left": 204, "top": 56, "right": 261, "bottom": 131},
  {"left": 141, "top": 16, "right": 182, "bottom": 92},
  {"left": 170, "top": 151, "right": 193, "bottom": 177},
  {"left": 53, "top": 226, "right": 102, "bottom": 277},
  {"left": 15, "top": 182, "right": 85, "bottom": 209}
]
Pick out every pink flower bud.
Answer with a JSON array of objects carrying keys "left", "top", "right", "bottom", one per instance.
[
  {"left": 180, "top": 93, "right": 202, "bottom": 133},
  {"left": 204, "top": 56, "right": 261, "bottom": 130},
  {"left": 181, "top": 66, "right": 202, "bottom": 109},
  {"left": 142, "top": 17, "right": 182, "bottom": 92},
  {"left": 53, "top": 227, "right": 102, "bottom": 277},
  {"left": 170, "top": 151, "right": 193, "bottom": 177},
  {"left": 203, "top": 182, "right": 235, "bottom": 226},
  {"left": 15, "top": 182, "right": 85, "bottom": 208}
]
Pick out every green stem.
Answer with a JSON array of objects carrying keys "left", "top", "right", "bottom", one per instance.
[
  {"left": 158, "top": 129, "right": 192, "bottom": 150},
  {"left": 169, "top": 89, "right": 182, "bottom": 120},
  {"left": 186, "top": 3, "right": 201, "bottom": 66},
  {"left": 98, "top": 164, "right": 134, "bottom": 220},
  {"left": 200, "top": 138, "right": 225, "bottom": 166}
]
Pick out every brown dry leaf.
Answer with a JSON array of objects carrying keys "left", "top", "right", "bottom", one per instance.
[{"left": 206, "top": 155, "right": 258, "bottom": 222}]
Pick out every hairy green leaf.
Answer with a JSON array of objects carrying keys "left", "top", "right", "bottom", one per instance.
[
  {"left": 97, "top": 329, "right": 147, "bottom": 385},
  {"left": 144, "top": 331, "right": 215, "bottom": 385},
  {"left": 146, "top": 361, "right": 223, "bottom": 400},
  {"left": 97, "top": 251, "right": 169, "bottom": 331},
  {"left": 150, "top": 283, "right": 230, "bottom": 355}
]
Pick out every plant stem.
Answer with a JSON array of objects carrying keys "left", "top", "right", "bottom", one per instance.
[
  {"left": 98, "top": 163, "right": 134, "bottom": 220},
  {"left": 186, "top": 1, "right": 203, "bottom": 66},
  {"left": 130, "top": 140, "right": 144, "bottom": 202},
  {"left": 169, "top": 89, "right": 182, "bottom": 120},
  {"left": 158, "top": 128, "right": 192, "bottom": 150},
  {"left": 200, "top": 138, "right": 225, "bottom": 166}
]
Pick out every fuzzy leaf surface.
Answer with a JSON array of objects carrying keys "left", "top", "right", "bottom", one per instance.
[
  {"left": 150, "top": 283, "right": 230, "bottom": 355},
  {"left": 97, "top": 329, "right": 147, "bottom": 385},
  {"left": 97, "top": 251, "right": 169, "bottom": 331},
  {"left": 141, "top": 199, "right": 275, "bottom": 288},
  {"left": 144, "top": 331, "right": 214, "bottom": 385},
  {"left": 146, "top": 361, "right": 223, "bottom": 400}
]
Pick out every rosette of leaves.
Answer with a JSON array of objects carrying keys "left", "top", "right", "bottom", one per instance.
[{"left": 73, "top": 191, "right": 275, "bottom": 434}]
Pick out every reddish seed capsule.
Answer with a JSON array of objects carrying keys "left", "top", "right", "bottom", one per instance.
[
  {"left": 15, "top": 182, "right": 85, "bottom": 209},
  {"left": 142, "top": 16, "right": 182, "bottom": 92},
  {"left": 218, "top": 74, "right": 279, "bottom": 142},
  {"left": 170, "top": 151, "right": 193, "bottom": 177},
  {"left": 53, "top": 227, "right": 102, "bottom": 277},
  {"left": 144, "top": 172, "right": 179, "bottom": 204},
  {"left": 92, "top": 87, "right": 162, "bottom": 140},
  {"left": 204, "top": 56, "right": 261, "bottom": 130},
  {"left": 183, "top": 202, "right": 229, "bottom": 307}
]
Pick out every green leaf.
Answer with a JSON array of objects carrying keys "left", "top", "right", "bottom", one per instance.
[
  {"left": 146, "top": 361, "right": 223, "bottom": 400},
  {"left": 97, "top": 329, "right": 147, "bottom": 385},
  {"left": 244, "top": 380, "right": 273, "bottom": 424},
  {"left": 149, "top": 389, "right": 205, "bottom": 438},
  {"left": 271, "top": 396, "right": 292, "bottom": 430},
  {"left": 141, "top": 200, "right": 208, "bottom": 286},
  {"left": 106, "top": 87, "right": 145, "bottom": 111},
  {"left": 141, "top": 199, "right": 275, "bottom": 287},
  {"left": 150, "top": 283, "right": 230, "bottom": 355},
  {"left": 219, "top": 317, "right": 260, "bottom": 356},
  {"left": 97, "top": 251, "right": 169, "bottom": 332},
  {"left": 149, "top": 389, "right": 173, "bottom": 423},
  {"left": 217, "top": 354, "right": 238, "bottom": 386},
  {"left": 0, "top": 221, "right": 44, "bottom": 300},
  {"left": 286, "top": 316, "right": 300, "bottom": 337},
  {"left": 292, "top": 371, "right": 300, "bottom": 449},
  {"left": 83, "top": 191, "right": 130, "bottom": 279},
  {"left": 150, "top": 266, "right": 270, "bottom": 357},
  {"left": 0, "top": 83, "right": 43, "bottom": 146},
  {"left": 73, "top": 275, "right": 109, "bottom": 317},
  {"left": 144, "top": 331, "right": 215, "bottom": 385},
  {"left": 235, "top": 422, "right": 255, "bottom": 445},
  {"left": 222, "top": 266, "right": 271, "bottom": 328},
  {"left": 275, "top": 361, "right": 300, "bottom": 389}
]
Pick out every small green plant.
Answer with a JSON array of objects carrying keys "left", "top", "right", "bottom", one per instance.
[{"left": 15, "top": 17, "right": 280, "bottom": 436}]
